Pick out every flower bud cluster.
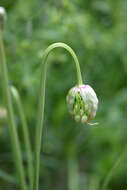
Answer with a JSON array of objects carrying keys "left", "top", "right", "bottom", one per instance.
[{"left": 66, "top": 84, "right": 98, "bottom": 125}]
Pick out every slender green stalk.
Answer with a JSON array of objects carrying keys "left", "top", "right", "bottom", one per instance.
[
  {"left": 89, "top": 176, "right": 100, "bottom": 190},
  {"left": 68, "top": 157, "right": 79, "bottom": 190},
  {"left": 67, "top": 147, "right": 79, "bottom": 190},
  {"left": 33, "top": 42, "right": 83, "bottom": 190},
  {"left": 0, "top": 30, "right": 27, "bottom": 190},
  {"left": 11, "top": 86, "right": 33, "bottom": 190},
  {"left": 102, "top": 150, "right": 127, "bottom": 190}
]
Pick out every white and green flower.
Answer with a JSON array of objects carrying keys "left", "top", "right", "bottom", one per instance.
[{"left": 66, "top": 84, "right": 98, "bottom": 125}]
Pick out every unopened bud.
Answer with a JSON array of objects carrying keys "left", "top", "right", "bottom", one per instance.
[
  {"left": 0, "top": 7, "right": 6, "bottom": 31},
  {"left": 66, "top": 84, "right": 98, "bottom": 125}
]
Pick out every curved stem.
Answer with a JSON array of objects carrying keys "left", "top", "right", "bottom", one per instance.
[
  {"left": 0, "top": 30, "right": 27, "bottom": 190},
  {"left": 10, "top": 86, "right": 33, "bottom": 190},
  {"left": 33, "top": 42, "right": 83, "bottom": 190},
  {"left": 42, "top": 43, "right": 83, "bottom": 86}
]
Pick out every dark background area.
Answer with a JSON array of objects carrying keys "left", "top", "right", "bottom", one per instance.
[{"left": 0, "top": 0, "right": 127, "bottom": 189}]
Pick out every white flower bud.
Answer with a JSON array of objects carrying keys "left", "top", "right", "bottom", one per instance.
[
  {"left": 0, "top": 7, "right": 6, "bottom": 31},
  {"left": 66, "top": 84, "right": 98, "bottom": 125}
]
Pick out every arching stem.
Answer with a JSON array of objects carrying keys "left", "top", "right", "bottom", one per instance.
[
  {"left": 33, "top": 42, "right": 83, "bottom": 190},
  {"left": 11, "top": 86, "right": 33, "bottom": 190}
]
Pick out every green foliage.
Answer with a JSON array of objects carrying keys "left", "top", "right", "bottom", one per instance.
[{"left": 0, "top": 0, "right": 127, "bottom": 189}]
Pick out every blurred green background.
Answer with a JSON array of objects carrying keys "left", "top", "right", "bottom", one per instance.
[{"left": 0, "top": 0, "right": 127, "bottom": 189}]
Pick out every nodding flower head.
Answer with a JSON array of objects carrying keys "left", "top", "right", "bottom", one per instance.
[
  {"left": 0, "top": 7, "right": 6, "bottom": 31},
  {"left": 66, "top": 84, "right": 98, "bottom": 125}
]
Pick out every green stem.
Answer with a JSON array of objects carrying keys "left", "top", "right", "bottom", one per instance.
[
  {"left": 0, "top": 30, "right": 27, "bottom": 190},
  {"left": 102, "top": 150, "right": 127, "bottom": 190},
  {"left": 67, "top": 146, "right": 79, "bottom": 190},
  {"left": 10, "top": 86, "right": 33, "bottom": 190},
  {"left": 33, "top": 42, "right": 83, "bottom": 190}
]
